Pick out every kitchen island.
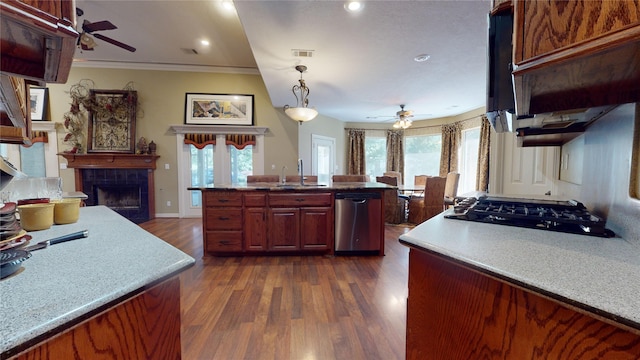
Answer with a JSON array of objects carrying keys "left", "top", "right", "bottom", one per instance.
[
  {"left": 190, "top": 182, "right": 389, "bottom": 256},
  {"left": 0, "top": 206, "right": 195, "bottom": 359},
  {"left": 399, "top": 210, "right": 640, "bottom": 359}
]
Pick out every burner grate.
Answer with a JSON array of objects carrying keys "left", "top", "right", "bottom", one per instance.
[{"left": 446, "top": 196, "right": 614, "bottom": 237}]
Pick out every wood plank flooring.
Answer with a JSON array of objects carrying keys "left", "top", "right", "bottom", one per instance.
[{"left": 139, "top": 218, "right": 412, "bottom": 360}]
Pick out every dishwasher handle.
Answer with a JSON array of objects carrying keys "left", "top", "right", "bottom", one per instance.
[{"left": 335, "top": 192, "right": 381, "bottom": 200}]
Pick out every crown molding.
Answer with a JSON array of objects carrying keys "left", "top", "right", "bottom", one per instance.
[{"left": 72, "top": 60, "right": 260, "bottom": 75}]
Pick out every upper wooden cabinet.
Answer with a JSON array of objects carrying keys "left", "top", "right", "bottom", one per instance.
[
  {"left": 0, "top": 0, "right": 78, "bottom": 83},
  {"left": 512, "top": 0, "right": 640, "bottom": 115}
]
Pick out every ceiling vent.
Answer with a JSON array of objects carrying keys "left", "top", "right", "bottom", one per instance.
[{"left": 292, "top": 49, "right": 314, "bottom": 57}]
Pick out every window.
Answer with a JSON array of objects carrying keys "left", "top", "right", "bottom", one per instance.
[
  {"left": 365, "top": 136, "right": 386, "bottom": 179},
  {"left": 404, "top": 134, "right": 442, "bottom": 185},
  {"left": 458, "top": 127, "right": 480, "bottom": 194}
]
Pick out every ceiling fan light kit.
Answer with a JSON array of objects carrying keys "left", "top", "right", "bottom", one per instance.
[
  {"left": 284, "top": 65, "right": 318, "bottom": 123},
  {"left": 75, "top": 8, "right": 136, "bottom": 53}
]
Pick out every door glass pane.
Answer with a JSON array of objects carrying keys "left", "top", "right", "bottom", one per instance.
[
  {"left": 365, "top": 137, "right": 386, "bottom": 178},
  {"left": 230, "top": 145, "right": 252, "bottom": 185},
  {"left": 404, "top": 134, "right": 442, "bottom": 185},
  {"left": 316, "top": 143, "right": 331, "bottom": 184},
  {"left": 190, "top": 144, "right": 214, "bottom": 207}
]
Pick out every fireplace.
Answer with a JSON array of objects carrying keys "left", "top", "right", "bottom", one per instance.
[{"left": 59, "top": 153, "right": 159, "bottom": 223}]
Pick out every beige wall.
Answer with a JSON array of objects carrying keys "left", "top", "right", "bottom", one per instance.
[{"left": 48, "top": 66, "right": 301, "bottom": 215}]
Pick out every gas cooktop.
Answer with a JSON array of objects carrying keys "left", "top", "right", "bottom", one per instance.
[{"left": 445, "top": 196, "right": 615, "bottom": 238}]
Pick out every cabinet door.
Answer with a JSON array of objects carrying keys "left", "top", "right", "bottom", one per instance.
[
  {"left": 268, "top": 208, "right": 299, "bottom": 251},
  {"left": 300, "top": 207, "right": 333, "bottom": 251},
  {"left": 244, "top": 208, "right": 267, "bottom": 251}
]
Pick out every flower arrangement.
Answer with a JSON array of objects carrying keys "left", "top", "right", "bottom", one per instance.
[{"left": 62, "top": 79, "right": 94, "bottom": 153}]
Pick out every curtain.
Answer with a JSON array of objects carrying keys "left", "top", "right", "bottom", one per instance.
[
  {"left": 386, "top": 129, "right": 404, "bottom": 175},
  {"left": 183, "top": 133, "right": 216, "bottom": 149},
  {"left": 439, "top": 123, "right": 461, "bottom": 176},
  {"left": 225, "top": 134, "right": 256, "bottom": 149},
  {"left": 347, "top": 129, "right": 366, "bottom": 175},
  {"left": 476, "top": 115, "right": 491, "bottom": 191},
  {"left": 21, "top": 131, "right": 48, "bottom": 147}
]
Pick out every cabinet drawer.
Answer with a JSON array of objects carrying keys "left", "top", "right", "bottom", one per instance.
[
  {"left": 204, "top": 192, "right": 243, "bottom": 207},
  {"left": 205, "top": 209, "right": 242, "bottom": 230},
  {"left": 269, "top": 193, "right": 332, "bottom": 207},
  {"left": 244, "top": 193, "right": 267, "bottom": 207},
  {"left": 206, "top": 231, "right": 243, "bottom": 252}
]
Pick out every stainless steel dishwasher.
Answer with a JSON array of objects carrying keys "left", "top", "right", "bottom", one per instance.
[{"left": 334, "top": 192, "right": 382, "bottom": 254}]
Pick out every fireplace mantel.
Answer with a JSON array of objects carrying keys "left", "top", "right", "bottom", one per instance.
[
  {"left": 59, "top": 153, "right": 160, "bottom": 222},
  {"left": 59, "top": 153, "right": 160, "bottom": 169}
]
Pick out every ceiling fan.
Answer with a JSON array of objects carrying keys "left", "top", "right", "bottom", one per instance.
[
  {"left": 76, "top": 8, "right": 136, "bottom": 52},
  {"left": 393, "top": 105, "right": 414, "bottom": 129}
]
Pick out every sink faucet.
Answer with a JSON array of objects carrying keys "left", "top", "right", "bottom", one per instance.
[
  {"left": 281, "top": 166, "right": 287, "bottom": 184},
  {"left": 297, "top": 159, "right": 304, "bottom": 185}
]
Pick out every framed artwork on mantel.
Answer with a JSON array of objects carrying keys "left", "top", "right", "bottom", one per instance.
[
  {"left": 29, "top": 87, "right": 48, "bottom": 121},
  {"left": 87, "top": 90, "right": 137, "bottom": 153},
  {"left": 184, "top": 93, "right": 254, "bottom": 125}
]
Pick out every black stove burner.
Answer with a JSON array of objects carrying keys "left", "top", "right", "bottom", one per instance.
[{"left": 445, "top": 196, "right": 615, "bottom": 238}]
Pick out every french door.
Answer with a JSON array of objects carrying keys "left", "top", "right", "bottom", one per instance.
[{"left": 311, "top": 134, "right": 335, "bottom": 185}]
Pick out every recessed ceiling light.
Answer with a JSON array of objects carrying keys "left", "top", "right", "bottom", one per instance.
[
  {"left": 221, "top": 1, "right": 235, "bottom": 11},
  {"left": 344, "top": 2, "right": 364, "bottom": 12},
  {"left": 200, "top": 39, "right": 210, "bottom": 46},
  {"left": 414, "top": 54, "right": 431, "bottom": 62}
]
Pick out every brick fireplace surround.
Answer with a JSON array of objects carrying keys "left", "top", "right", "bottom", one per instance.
[{"left": 60, "top": 153, "right": 159, "bottom": 223}]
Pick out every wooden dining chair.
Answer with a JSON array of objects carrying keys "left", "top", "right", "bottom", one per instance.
[
  {"left": 246, "top": 175, "right": 280, "bottom": 183},
  {"left": 407, "top": 176, "right": 447, "bottom": 224},
  {"left": 284, "top": 175, "right": 318, "bottom": 183},
  {"left": 383, "top": 171, "right": 403, "bottom": 186},
  {"left": 443, "top": 172, "right": 460, "bottom": 210},
  {"left": 376, "top": 175, "right": 407, "bottom": 224},
  {"left": 332, "top": 175, "right": 369, "bottom": 182}
]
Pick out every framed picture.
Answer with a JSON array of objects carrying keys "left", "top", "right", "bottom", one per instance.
[
  {"left": 185, "top": 93, "right": 254, "bottom": 125},
  {"left": 30, "top": 87, "right": 48, "bottom": 121},
  {"left": 87, "top": 90, "right": 137, "bottom": 153}
]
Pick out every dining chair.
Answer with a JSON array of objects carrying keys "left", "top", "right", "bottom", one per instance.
[
  {"left": 284, "top": 175, "right": 318, "bottom": 183},
  {"left": 410, "top": 175, "right": 428, "bottom": 197},
  {"left": 376, "top": 175, "right": 408, "bottom": 224},
  {"left": 332, "top": 175, "right": 369, "bottom": 182},
  {"left": 246, "top": 175, "right": 280, "bottom": 183},
  {"left": 383, "top": 171, "right": 403, "bottom": 186},
  {"left": 407, "top": 176, "right": 447, "bottom": 224},
  {"left": 443, "top": 172, "right": 460, "bottom": 210}
]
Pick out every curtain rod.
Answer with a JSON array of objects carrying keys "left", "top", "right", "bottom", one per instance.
[{"left": 345, "top": 114, "right": 485, "bottom": 131}]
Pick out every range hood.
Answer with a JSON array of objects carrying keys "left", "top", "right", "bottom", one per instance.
[{"left": 513, "top": 105, "right": 618, "bottom": 147}]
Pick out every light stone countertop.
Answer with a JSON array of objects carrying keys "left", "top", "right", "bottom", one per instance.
[
  {"left": 399, "top": 209, "right": 640, "bottom": 334},
  {"left": 0, "top": 206, "right": 195, "bottom": 356}
]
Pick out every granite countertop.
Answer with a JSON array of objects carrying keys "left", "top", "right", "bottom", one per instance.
[
  {"left": 399, "top": 209, "right": 640, "bottom": 334},
  {"left": 189, "top": 181, "right": 392, "bottom": 191},
  {"left": 0, "top": 206, "right": 195, "bottom": 356}
]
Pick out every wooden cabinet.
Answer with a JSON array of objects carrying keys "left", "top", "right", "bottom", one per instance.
[
  {"left": 406, "top": 249, "right": 640, "bottom": 359},
  {"left": 1, "top": 0, "right": 78, "bottom": 83},
  {"left": 244, "top": 193, "right": 267, "bottom": 252},
  {"left": 512, "top": 0, "right": 640, "bottom": 115},
  {"left": 0, "top": 75, "right": 31, "bottom": 144},
  {"left": 203, "top": 192, "right": 243, "bottom": 253},
  {"left": 1, "top": 0, "right": 79, "bottom": 145},
  {"left": 268, "top": 193, "right": 333, "bottom": 252}
]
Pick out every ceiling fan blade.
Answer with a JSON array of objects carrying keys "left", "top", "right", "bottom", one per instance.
[
  {"left": 93, "top": 33, "right": 136, "bottom": 52},
  {"left": 82, "top": 20, "right": 117, "bottom": 33}
]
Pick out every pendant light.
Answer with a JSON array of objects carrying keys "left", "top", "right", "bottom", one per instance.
[{"left": 284, "top": 65, "right": 318, "bottom": 122}]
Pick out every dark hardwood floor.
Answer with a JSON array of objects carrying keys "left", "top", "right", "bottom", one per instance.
[{"left": 139, "top": 218, "right": 413, "bottom": 360}]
